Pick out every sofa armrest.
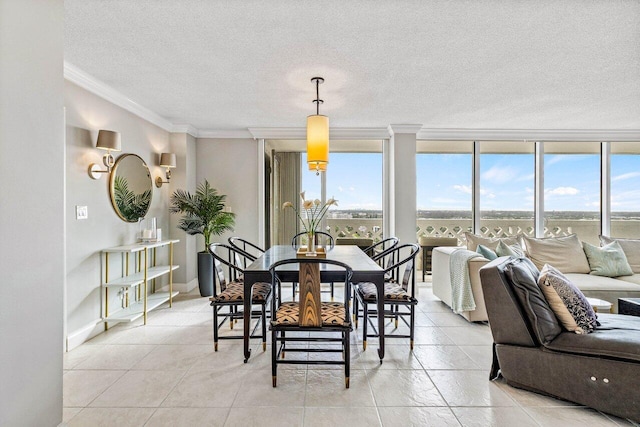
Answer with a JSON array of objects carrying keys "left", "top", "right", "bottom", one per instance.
[{"left": 432, "top": 246, "right": 491, "bottom": 322}]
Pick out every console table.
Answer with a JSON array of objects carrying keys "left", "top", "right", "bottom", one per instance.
[{"left": 101, "top": 239, "right": 179, "bottom": 329}]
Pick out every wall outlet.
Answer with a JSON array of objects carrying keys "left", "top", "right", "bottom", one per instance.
[{"left": 76, "top": 205, "right": 88, "bottom": 220}]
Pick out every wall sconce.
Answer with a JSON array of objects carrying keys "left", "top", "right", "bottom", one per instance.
[
  {"left": 155, "top": 152, "right": 176, "bottom": 187},
  {"left": 88, "top": 130, "right": 121, "bottom": 179}
]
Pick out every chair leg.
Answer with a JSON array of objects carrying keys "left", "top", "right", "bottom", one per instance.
[
  {"left": 330, "top": 281, "right": 334, "bottom": 301},
  {"left": 353, "top": 292, "right": 359, "bottom": 327},
  {"left": 262, "top": 303, "right": 267, "bottom": 352},
  {"left": 394, "top": 305, "right": 399, "bottom": 328},
  {"left": 345, "top": 329, "right": 351, "bottom": 389},
  {"left": 230, "top": 305, "right": 234, "bottom": 330},
  {"left": 212, "top": 304, "right": 219, "bottom": 351},
  {"left": 271, "top": 328, "right": 277, "bottom": 387},
  {"left": 362, "top": 299, "right": 368, "bottom": 351},
  {"left": 281, "top": 330, "right": 286, "bottom": 358},
  {"left": 410, "top": 303, "right": 415, "bottom": 350}
]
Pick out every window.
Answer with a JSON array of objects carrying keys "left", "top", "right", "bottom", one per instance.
[
  {"left": 544, "top": 142, "right": 600, "bottom": 244},
  {"left": 610, "top": 142, "right": 640, "bottom": 238},
  {"left": 480, "top": 141, "right": 534, "bottom": 238},
  {"left": 417, "top": 141, "right": 473, "bottom": 242}
]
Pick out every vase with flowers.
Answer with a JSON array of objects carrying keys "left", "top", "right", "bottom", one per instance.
[{"left": 283, "top": 191, "right": 338, "bottom": 254}]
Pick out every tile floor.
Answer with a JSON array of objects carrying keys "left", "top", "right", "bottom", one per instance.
[{"left": 63, "top": 280, "right": 638, "bottom": 427}]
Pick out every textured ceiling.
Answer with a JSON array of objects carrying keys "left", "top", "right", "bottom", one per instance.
[{"left": 65, "top": 0, "right": 640, "bottom": 132}]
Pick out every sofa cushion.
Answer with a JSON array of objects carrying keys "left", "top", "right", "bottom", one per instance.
[
  {"left": 504, "top": 258, "right": 562, "bottom": 344},
  {"left": 464, "top": 232, "right": 518, "bottom": 251},
  {"left": 522, "top": 234, "right": 591, "bottom": 273},
  {"left": 582, "top": 241, "right": 633, "bottom": 277},
  {"left": 538, "top": 265, "right": 599, "bottom": 334},
  {"left": 495, "top": 240, "right": 525, "bottom": 258},
  {"left": 546, "top": 313, "right": 640, "bottom": 363},
  {"left": 565, "top": 273, "right": 640, "bottom": 291},
  {"left": 600, "top": 235, "right": 640, "bottom": 274},
  {"left": 476, "top": 244, "right": 498, "bottom": 260}
]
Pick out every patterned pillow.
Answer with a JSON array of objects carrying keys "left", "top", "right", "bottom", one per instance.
[
  {"left": 537, "top": 264, "right": 599, "bottom": 334},
  {"left": 476, "top": 244, "right": 498, "bottom": 260},
  {"left": 582, "top": 241, "right": 633, "bottom": 277},
  {"left": 495, "top": 240, "right": 525, "bottom": 258}
]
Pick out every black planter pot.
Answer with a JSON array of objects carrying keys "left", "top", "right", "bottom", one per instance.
[{"left": 197, "top": 251, "right": 214, "bottom": 297}]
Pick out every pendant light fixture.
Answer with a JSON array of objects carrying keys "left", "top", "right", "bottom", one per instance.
[{"left": 307, "top": 77, "right": 329, "bottom": 175}]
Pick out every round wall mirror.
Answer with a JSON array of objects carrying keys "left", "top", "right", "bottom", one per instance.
[{"left": 109, "top": 154, "right": 153, "bottom": 222}]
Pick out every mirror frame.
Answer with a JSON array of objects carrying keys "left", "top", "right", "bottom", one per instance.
[{"left": 109, "top": 153, "right": 153, "bottom": 222}]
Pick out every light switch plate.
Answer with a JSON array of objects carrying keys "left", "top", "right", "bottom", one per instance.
[{"left": 76, "top": 205, "right": 88, "bottom": 220}]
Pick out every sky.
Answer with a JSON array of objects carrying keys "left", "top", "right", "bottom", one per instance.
[{"left": 301, "top": 152, "right": 640, "bottom": 212}]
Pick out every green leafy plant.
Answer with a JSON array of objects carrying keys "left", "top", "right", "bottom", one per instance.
[
  {"left": 113, "top": 175, "right": 151, "bottom": 222},
  {"left": 169, "top": 180, "right": 235, "bottom": 252}
]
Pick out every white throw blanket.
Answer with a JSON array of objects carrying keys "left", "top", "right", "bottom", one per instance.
[{"left": 449, "top": 248, "right": 484, "bottom": 313}]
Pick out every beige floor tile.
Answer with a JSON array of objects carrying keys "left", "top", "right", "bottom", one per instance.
[
  {"left": 63, "top": 370, "right": 126, "bottom": 407},
  {"left": 303, "top": 407, "right": 382, "bottom": 427},
  {"left": 495, "top": 379, "right": 579, "bottom": 407},
  {"left": 162, "top": 368, "right": 247, "bottom": 408},
  {"left": 74, "top": 344, "right": 156, "bottom": 370},
  {"left": 145, "top": 407, "right": 229, "bottom": 426},
  {"left": 457, "top": 345, "right": 493, "bottom": 371},
  {"left": 224, "top": 406, "right": 304, "bottom": 427},
  {"left": 353, "top": 344, "right": 423, "bottom": 371},
  {"left": 109, "top": 325, "right": 180, "bottom": 345},
  {"left": 452, "top": 407, "right": 539, "bottom": 427},
  {"left": 429, "top": 370, "right": 516, "bottom": 407},
  {"left": 369, "top": 369, "right": 447, "bottom": 407},
  {"left": 524, "top": 407, "right": 619, "bottom": 426},
  {"left": 90, "top": 370, "right": 184, "bottom": 407},
  {"left": 233, "top": 369, "right": 306, "bottom": 407},
  {"left": 439, "top": 326, "right": 493, "bottom": 346},
  {"left": 414, "top": 312, "right": 437, "bottom": 326},
  {"left": 132, "top": 344, "right": 214, "bottom": 371},
  {"left": 378, "top": 407, "right": 460, "bottom": 427},
  {"left": 413, "top": 345, "right": 480, "bottom": 370},
  {"left": 426, "top": 312, "right": 473, "bottom": 327},
  {"left": 67, "top": 407, "right": 155, "bottom": 426},
  {"left": 182, "top": 311, "right": 214, "bottom": 327},
  {"left": 63, "top": 344, "right": 103, "bottom": 370},
  {"left": 305, "top": 370, "right": 374, "bottom": 407},
  {"left": 62, "top": 407, "right": 82, "bottom": 423},
  {"left": 413, "top": 327, "right": 455, "bottom": 345},
  {"left": 163, "top": 326, "right": 213, "bottom": 345}
]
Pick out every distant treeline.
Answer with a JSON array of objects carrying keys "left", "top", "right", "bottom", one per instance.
[{"left": 330, "top": 210, "right": 640, "bottom": 220}]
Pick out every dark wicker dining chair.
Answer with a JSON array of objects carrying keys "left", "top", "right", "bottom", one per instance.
[
  {"left": 228, "top": 237, "right": 265, "bottom": 266},
  {"left": 209, "top": 243, "right": 271, "bottom": 352},
  {"left": 290, "top": 231, "right": 336, "bottom": 300},
  {"left": 269, "top": 257, "right": 353, "bottom": 388},
  {"left": 352, "top": 243, "right": 420, "bottom": 350}
]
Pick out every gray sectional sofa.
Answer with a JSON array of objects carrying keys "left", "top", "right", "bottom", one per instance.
[{"left": 432, "top": 234, "right": 640, "bottom": 321}]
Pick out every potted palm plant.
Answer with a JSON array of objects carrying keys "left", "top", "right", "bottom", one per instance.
[{"left": 170, "top": 180, "right": 235, "bottom": 296}]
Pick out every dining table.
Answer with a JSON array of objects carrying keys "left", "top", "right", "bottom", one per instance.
[{"left": 242, "top": 245, "right": 385, "bottom": 363}]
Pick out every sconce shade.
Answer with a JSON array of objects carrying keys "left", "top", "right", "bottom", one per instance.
[
  {"left": 306, "top": 114, "right": 329, "bottom": 165},
  {"left": 96, "top": 130, "right": 121, "bottom": 151},
  {"left": 159, "top": 153, "right": 176, "bottom": 168}
]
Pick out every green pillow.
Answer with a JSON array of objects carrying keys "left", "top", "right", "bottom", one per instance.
[
  {"left": 582, "top": 241, "right": 633, "bottom": 277},
  {"left": 477, "top": 244, "right": 498, "bottom": 260},
  {"left": 495, "top": 240, "right": 525, "bottom": 258}
]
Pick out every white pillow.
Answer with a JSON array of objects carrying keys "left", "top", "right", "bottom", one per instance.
[
  {"left": 522, "top": 234, "right": 590, "bottom": 274},
  {"left": 600, "top": 235, "right": 640, "bottom": 274}
]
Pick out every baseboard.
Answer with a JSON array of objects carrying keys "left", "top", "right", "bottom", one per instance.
[
  {"left": 66, "top": 319, "right": 104, "bottom": 352},
  {"left": 157, "top": 278, "right": 197, "bottom": 294}
]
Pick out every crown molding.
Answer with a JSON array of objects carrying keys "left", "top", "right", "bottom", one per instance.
[
  {"left": 417, "top": 128, "right": 640, "bottom": 142},
  {"left": 388, "top": 124, "right": 423, "bottom": 136},
  {"left": 170, "top": 124, "right": 199, "bottom": 137},
  {"left": 197, "top": 129, "right": 254, "bottom": 139},
  {"left": 248, "top": 127, "right": 390, "bottom": 140},
  {"left": 64, "top": 61, "right": 174, "bottom": 132}
]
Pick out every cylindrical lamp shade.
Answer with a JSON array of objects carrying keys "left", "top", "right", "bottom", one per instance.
[
  {"left": 96, "top": 130, "right": 121, "bottom": 151},
  {"left": 159, "top": 152, "right": 177, "bottom": 168},
  {"left": 306, "top": 114, "right": 329, "bottom": 165},
  {"left": 308, "top": 162, "right": 327, "bottom": 172}
]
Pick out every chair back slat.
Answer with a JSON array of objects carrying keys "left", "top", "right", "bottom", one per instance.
[{"left": 298, "top": 263, "right": 322, "bottom": 327}]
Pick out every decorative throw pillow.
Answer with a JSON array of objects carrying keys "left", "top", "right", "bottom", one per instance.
[
  {"left": 495, "top": 240, "right": 525, "bottom": 258},
  {"left": 522, "top": 234, "right": 591, "bottom": 274},
  {"left": 464, "top": 232, "right": 519, "bottom": 251},
  {"left": 600, "top": 235, "right": 640, "bottom": 274},
  {"left": 582, "top": 241, "right": 633, "bottom": 277},
  {"left": 476, "top": 244, "right": 498, "bottom": 260},
  {"left": 537, "top": 264, "right": 598, "bottom": 334}
]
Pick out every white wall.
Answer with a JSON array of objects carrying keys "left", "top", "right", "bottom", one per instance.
[
  {"left": 196, "top": 138, "right": 260, "bottom": 246},
  {"left": 0, "top": 0, "right": 64, "bottom": 425},
  {"left": 65, "top": 81, "right": 172, "bottom": 348}
]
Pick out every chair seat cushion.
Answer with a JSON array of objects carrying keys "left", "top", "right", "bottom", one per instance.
[
  {"left": 357, "top": 282, "right": 411, "bottom": 301},
  {"left": 211, "top": 281, "right": 271, "bottom": 303},
  {"left": 274, "top": 302, "right": 347, "bottom": 326}
]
